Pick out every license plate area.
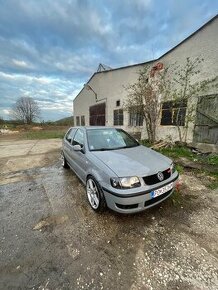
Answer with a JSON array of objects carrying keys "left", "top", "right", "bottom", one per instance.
[{"left": 151, "top": 182, "right": 173, "bottom": 198}]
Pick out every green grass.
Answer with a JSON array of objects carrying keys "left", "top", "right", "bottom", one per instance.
[
  {"left": 140, "top": 139, "right": 153, "bottom": 147},
  {"left": 141, "top": 140, "right": 218, "bottom": 167},
  {"left": 199, "top": 154, "right": 218, "bottom": 166},
  {"left": 158, "top": 146, "right": 193, "bottom": 159},
  {"left": 140, "top": 139, "right": 218, "bottom": 190},
  {"left": 207, "top": 172, "right": 218, "bottom": 190},
  {"left": 171, "top": 189, "right": 182, "bottom": 206},
  {"left": 23, "top": 130, "right": 65, "bottom": 140},
  {"left": 175, "top": 164, "right": 184, "bottom": 174}
]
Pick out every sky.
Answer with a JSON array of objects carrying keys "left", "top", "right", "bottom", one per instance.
[{"left": 0, "top": 0, "right": 217, "bottom": 121}]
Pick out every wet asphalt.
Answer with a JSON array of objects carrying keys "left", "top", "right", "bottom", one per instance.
[{"left": 0, "top": 139, "right": 218, "bottom": 290}]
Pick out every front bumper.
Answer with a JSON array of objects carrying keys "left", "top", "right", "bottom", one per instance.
[{"left": 102, "top": 173, "right": 179, "bottom": 213}]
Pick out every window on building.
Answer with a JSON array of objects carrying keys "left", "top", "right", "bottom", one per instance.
[
  {"left": 116, "top": 100, "right": 120, "bottom": 107},
  {"left": 81, "top": 115, "right": 85, "bottom": 126},
  {"left": 161, "top": 100, "right": 187, "bottom": 126},
  {"left": 76, "top": 116, "right": 80, "bottom": 126},
  {"left": 114, "top": 109, "right": 123, "bottom": 125},
  {"left": 129, "top": 112, "right": 144, "bottom": 126}
]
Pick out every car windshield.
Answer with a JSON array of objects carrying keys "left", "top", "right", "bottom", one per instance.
[{"left": 87, "top": 128, "right": 139, "bottom": 151}]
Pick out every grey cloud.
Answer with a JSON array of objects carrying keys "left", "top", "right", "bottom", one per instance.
[{"left": 0, "top": 0, "right": 217, "bottom": 120}]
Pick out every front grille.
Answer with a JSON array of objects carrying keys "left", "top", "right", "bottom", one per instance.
[
  {"left": 143, "top": 168, "right": 171, "bottom": 185},
  {"left": 144, "top": 189, "right": 172, "bottom": 207}
]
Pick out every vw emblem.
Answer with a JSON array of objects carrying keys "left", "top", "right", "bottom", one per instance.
[{"left": 157, "top": 171, "right": 164, "bottom": 181}]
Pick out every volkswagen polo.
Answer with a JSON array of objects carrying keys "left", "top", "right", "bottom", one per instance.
[{"left": 61, "top": 127, "right": 179, "bottom": 213}]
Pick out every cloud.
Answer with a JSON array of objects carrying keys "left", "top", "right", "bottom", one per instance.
[
  {"left": 0, "top": 0, "right": 217, "bottom": 120},
  {"left": 3, "top": 109, "right": 11, "bottom": 115}
]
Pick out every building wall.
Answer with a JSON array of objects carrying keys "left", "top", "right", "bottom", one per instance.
[
  {"left": 73, "top": 16, "right": 218, "bottom": 143},
  {"left": 155, "top": 17, "right": 218, "bottom": 142},
  {"left": 73, "top": 62, "right": 150, "bottom": 130}
]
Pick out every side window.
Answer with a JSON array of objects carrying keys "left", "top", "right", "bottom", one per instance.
[
  {"left": 65, "top": 128, "right": 76, "bottom": 144},
  {"left": 72, "top": 129, "right": 84, "bottom": 147}
]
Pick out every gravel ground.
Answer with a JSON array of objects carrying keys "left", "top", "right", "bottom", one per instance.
[{"left": 0, "top": 139, "right": 217, "bottom": 290}]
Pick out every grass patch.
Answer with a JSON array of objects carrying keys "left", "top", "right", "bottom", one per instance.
[
  {"left": 175, "top": 164, "right": 184, "bottom": 174},
  {"left": 140, "top": 140, "right": 218, "bottom": 190},
  {"left": 198, "top": 154, "right": 218, "bottom": 166},
  {"left": 140, "top": 139, "right": 152, "bottom": 147},
  {"left": 171, "top": 189, "right": 183, "bottom": 206},
  {"left": 23, "top": 129, "right": 65, "bottom": 140},
  {"left": 158, "top": 146, "right": 193, "bottom": 159},
  {"left": 141, "top": 140, "right": 218, "bottom": 167},
  {"left": 207, "top": 172, "right": 218, "bottom": 190}
]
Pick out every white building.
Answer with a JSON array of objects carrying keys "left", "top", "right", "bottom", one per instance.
[{"left": 73, "top": 15, "right": 218, "bottom": 144}]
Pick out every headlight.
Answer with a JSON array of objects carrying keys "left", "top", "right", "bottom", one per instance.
[
  {"left": 110, "top": 176, "right": 141, "bottom": 189},
  {"left": 170, "top": 162, "right": 176, "bottom": 173}
]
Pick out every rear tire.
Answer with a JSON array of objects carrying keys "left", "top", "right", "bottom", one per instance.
[
  {"left": 61, "top": 152, "right": 69, "bottom": 169},
  {"left": 86, "top": 176, "right": 106, "bottom": 212}
]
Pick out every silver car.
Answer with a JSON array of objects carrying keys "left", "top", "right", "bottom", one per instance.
[{"left": 62, "top": 126, "right": 179, "bottom": 214}]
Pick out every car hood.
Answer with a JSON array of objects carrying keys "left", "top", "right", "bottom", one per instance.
[{"left": 91, "top": 145, "right": 171, "bottom": 177}]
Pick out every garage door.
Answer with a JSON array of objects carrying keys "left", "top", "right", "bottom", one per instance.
[
  {"left": 89, "top": 103, "right": 106, "bottom": 126},
  {"left": 193, "top": 94, "right": 218, "bottom": 144}
]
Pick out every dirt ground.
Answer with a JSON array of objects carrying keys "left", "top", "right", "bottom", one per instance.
[{"left": 0, "top": 138, "right": 217, "bottom": 290}]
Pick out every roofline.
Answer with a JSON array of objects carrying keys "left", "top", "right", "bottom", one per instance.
[
  {"left": 157, "top": 14, "right": 218, "bottom": 60},
  {"left": 73, "top": 14, "right": 218, "bottom": 103},
  {"left": 73, "top": 59, "right": 155, "bottom": 102}
]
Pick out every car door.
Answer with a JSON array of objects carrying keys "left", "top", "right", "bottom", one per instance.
[
  {"left": 63, "top": 128, "right": 76, "bottom": 166},
  {"left": 71, "top": 128, "right": 87, "bottom": 183}
]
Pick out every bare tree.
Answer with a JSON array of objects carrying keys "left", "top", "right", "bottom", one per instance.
[
  {"left": 12, "top": 97, "right": 40, "bottom": 124},
  {"left": 124, "top": 65, "right": 168, "bottom": 143},
  {"left": 165, "top": 57, "right": 217, "bottom": 142},
  {"left": 125, "top": 58, "right": 217, "bottom": 143}
]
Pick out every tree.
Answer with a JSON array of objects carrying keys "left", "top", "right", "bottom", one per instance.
[
  {"left": 125, "top": 58, "right": 217, "bottom": 143},
  {"left": 12, "top": 97, "right": 40, "bottom": 124},
  {"left": 124, "top": 65, "right": 168, "bottom": 143},
  {"left": 164, "top": 57, "right": 217, "bottom": 142}
]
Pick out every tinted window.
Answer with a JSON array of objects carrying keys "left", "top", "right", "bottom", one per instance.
[
  {"left": 65, "top": 128, "right": 76, "bottom": 143},
  {"left": 72, "top": 129, "right": 84, "bottom": 147},
  {"left": 87, "top": 128, "right": 139, "bottom": 151}
]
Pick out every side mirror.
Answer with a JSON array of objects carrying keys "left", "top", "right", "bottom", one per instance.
[{"left": 73, "top": 144, "right": 82, "bottom": 151}]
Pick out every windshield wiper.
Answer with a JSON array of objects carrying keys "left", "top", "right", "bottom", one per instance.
[
  {"left": 92, "top": 147, "right": 124, "bottom": 151},
  {"left": 125, "top": 144, "right": 140, "bottom": 148},
  {"left": 91, "top": 144, "right": 139, "bottom": 151},
  {"left": 91, "top": 148, "right": 112, "bottom": 151}
]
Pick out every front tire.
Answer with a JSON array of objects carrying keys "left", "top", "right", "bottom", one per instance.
[
  {"left": 86, "top": 177, "right": 106, "bottom": 212},
  {"left": 61, "top": 152, "right": 69, "bottom": 169}
]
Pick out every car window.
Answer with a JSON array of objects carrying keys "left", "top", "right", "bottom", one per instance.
[
  {"left": 65, "top": 128, "right": 76, "bottom": 144},
  {"left": 72, "top": 129, "right": 84, "bottom": 147},
  {"left": 87, "top": 128, "right": 139, "bottom": 151}
]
